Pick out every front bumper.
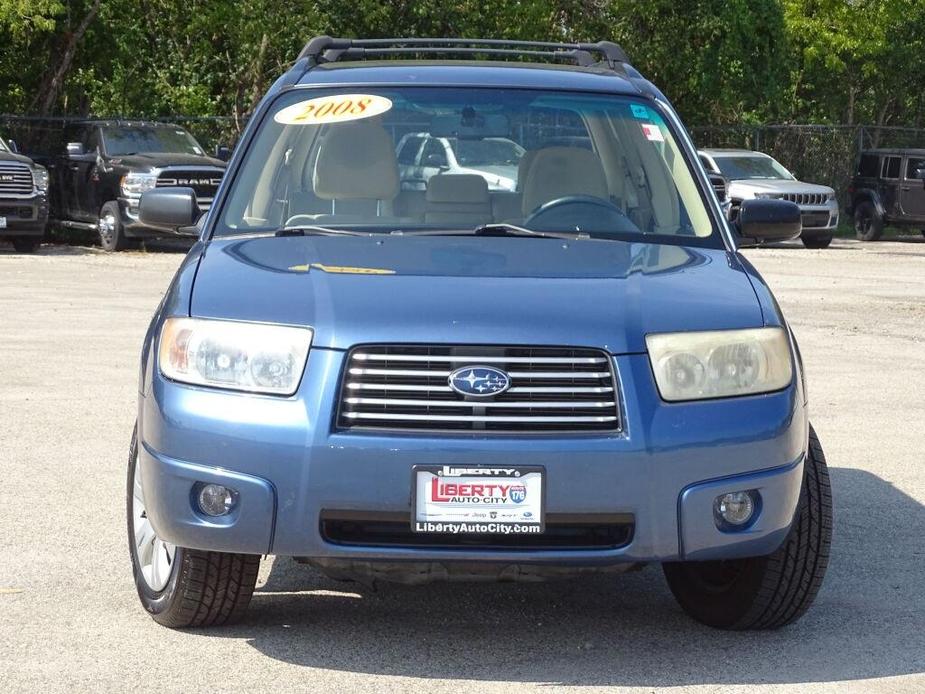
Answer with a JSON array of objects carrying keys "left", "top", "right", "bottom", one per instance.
[
  {"left": 138, "top": 349, "right": 808, "bottom": 565},
  {"left": 799, "top": 201, "right": 839, "bottom": 236},
  {"left": 0, "top": 193, "right": 48, "bottom": 237}
]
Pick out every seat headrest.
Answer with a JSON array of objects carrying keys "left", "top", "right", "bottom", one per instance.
[
  {"left": 522, "top": 147, "right": 609, "bottom": 215},
  {"left": 313, "top": 122, "right": 399, "bottom": 201},
  {"left": 426, "top": 174, "right": 489, "bottom": 203}
]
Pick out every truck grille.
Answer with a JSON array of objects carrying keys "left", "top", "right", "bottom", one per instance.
[
  {"left": 780, "top": 192, "right": 827, "bottom": 206},
  {"left": 0, "top": 162, "right": 34, "bottom": 196},
  {"left": 156, "top": 168, "right": 222, "bottom": 208},
  {"left": 338, "top": 345, "right": 621, "bottom": 433}
]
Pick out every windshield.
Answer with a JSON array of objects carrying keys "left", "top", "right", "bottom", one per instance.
[
  {"left": 713, "top": 155, "right": 793, "bottom": 181},
  {"left": 102, "top": 126, "right": 204, "bottom": 156},
  {"left": 217, "top": 87, "right": 716, "bottom": 245}
]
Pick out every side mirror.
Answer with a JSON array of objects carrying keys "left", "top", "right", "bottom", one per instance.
[
  {"left": 736, "top": 199, "right": 801, "bottom": 247},
  {"left": 707, "top": 172, "right": 728, "bottom": 202},
  {"left": 214, "top": 144, "right": 231, "bottom": 162},
  {"left": 139, "top": 187, "right": 200, "bottom": 235},
  {"left": 66, "top": 142, "right": 85, "bottom": 156},
  {"left": 914, "top": 168, "right": 925, "bottom": 181},
  {"left": 7, "top": 140, "right": 18, "bottom": 154}
]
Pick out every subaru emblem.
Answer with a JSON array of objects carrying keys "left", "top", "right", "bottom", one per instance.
[{"left": 448, "top": 365, "right": 511, "bottom": 397}]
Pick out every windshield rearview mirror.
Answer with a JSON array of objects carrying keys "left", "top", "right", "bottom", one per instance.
[
  {"left": 139, "top": 188, "right": 201, "bottom": 235},
  {"left": 66, "top": 142, "right": 84, "bottom": 156},
  {"left": 736, "top": 199, "right": 801, "bottom": 247}
]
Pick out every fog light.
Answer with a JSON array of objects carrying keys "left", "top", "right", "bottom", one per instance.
[
  {"left": 197, "top": 484, "right": 238, "bottom": 517},
  {"left": 714, "top": 490, "right": 757, "bottom": 528}
]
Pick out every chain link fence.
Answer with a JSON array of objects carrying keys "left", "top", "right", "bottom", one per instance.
[
  {"left": 3, "top": 114, "right": 925, "bottom": 209},
  {"left": 690, "top": 124, "right": 925, "bottom": 206}
]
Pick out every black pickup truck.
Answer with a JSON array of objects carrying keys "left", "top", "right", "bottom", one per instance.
[
  {"left": 0, "top": 134, "right": 49, "bottom": 252},
  {"left": 51, "top": 120, "right": 227, "bottom": 250}
]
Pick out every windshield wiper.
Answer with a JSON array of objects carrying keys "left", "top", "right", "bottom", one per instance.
[
  {"left": 470, "top": 223, "right": 589, "bottom": 241},
  {"left": 275, "top": 225, "right": 367, "bottom": 237}
]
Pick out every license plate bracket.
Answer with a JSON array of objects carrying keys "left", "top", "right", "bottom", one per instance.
[{"left": 412, "top": 465, "right": 545, "bottom": 534}]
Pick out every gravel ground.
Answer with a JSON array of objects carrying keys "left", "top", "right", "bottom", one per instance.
[{"left": 1, "top": 237, "right": 923, "bottom": 693}]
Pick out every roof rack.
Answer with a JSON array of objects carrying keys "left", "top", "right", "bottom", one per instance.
[{"left": 297, "top": 37, "right": 629, "bottom": 71}]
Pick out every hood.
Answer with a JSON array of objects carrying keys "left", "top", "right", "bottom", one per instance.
[
  {"left": 728, "top": 179, "right": 834, "bottom": 196},
  {"left": 0, "top": 151, "right": 37, "bottom": 166},
  {"left": 108, "top": 152, "right": 225, "bottom": 170},
  {"left": 190, "top": 235, "right": 764, "bottom": 354}
]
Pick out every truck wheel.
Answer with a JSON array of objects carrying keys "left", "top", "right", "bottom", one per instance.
[
  {"left": 662, "top": 425, "right": 832, "bottom": 630},
  {"left": 99, "top": 201, "right": 129, "bottom": 251},
  {"left": 801, "top": 235, "right": 833, "bottom": 249},
  {"left": 127, "top": 427, "right": 261, "bottom": 628},
  {"left": 854, "top": 201, "right": 883, "bottom": 241},
  {"left": 12, "top": 238, "right": 39, "bottom": 253}
]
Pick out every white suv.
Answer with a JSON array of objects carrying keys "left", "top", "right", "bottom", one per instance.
[
  {"left": 396, "top": 132, "right": 524, "bottom": 192},
  {"left": 699, "top": 149, "right": 839, "bottom": 249}
]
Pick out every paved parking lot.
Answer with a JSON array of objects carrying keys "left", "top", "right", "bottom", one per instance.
[{"left": 1, "top": 237, "right": 923, "bottom": 693}]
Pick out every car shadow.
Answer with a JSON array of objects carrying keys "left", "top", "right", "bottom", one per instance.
[
  {"left": 196, "top": 467, "right": 924, "bottom": 686},
  {"left": 0, "top": 239, "right": 192, "bottom": 255}
]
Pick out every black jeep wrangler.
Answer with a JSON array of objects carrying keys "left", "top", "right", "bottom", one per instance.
[
  {"left": 0, "top": 133, "right": 49, "bottom": 252},
  {"left": 848, "top": 148, "right": 925, "bottom": 241},
  {"left": 51, "top": 120, "right": 227, "bottom": 251}
]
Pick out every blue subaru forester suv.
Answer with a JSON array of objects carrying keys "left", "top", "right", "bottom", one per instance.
[{"left": 129, "top": 38, "right": 832, "bottom": 630}]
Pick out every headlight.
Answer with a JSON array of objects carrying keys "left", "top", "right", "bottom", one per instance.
[
  {"left": 646, "top": 327, "right": 792, "bottom": 401},
  {"left": 158, "top": 317, "right": 313, "bottom": 395},
  {"left": 121, "top": 172, "right": 158, "bottom": 197},
  {"left": 32, "top": 165, "right": 48, "bottom": 192}
]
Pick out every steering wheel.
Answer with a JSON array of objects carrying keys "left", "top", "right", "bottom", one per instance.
[{"left": 523, "top": 194, "right": 631, "bottom": 231}]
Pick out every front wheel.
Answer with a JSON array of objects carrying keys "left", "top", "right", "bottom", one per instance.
[
  {"left": 801, "top": 234, "right": 833, "bottom": 249},
  {"left": 854, "top": 201, "right": 883, "bottom": 241},
  {"left": 127, "top": 428, "right": 261, "bottom": 627},
  {"left": 663, "top": 425, "right": 832, "bottom": 630},
  {"left": 99, "top": 201, "right": 130, "bottom": 251},
  {"left": 12, "top": 237, "right": 40, "bottom": 253}
]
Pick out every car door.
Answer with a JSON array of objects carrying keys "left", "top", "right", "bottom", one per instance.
[
  {"left": 879, "top": 155, "right": 902, "bottom": 218},
  {"left": 900, "top": 156, "right": 925, "bottom": 217},
  {"left": 65, "top": 126, "right": 101, "bottom": 221}
]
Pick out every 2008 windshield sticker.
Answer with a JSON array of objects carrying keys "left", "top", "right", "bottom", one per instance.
[{"left": 274, "top": 94, "right": 393, "bottom": 125}]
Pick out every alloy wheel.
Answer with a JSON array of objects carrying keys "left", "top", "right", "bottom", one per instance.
[{"left": 131, "top": 456, "right": 176, "bottom": 592}]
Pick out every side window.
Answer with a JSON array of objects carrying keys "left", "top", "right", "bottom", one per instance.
[
  {"left": 82, "top": 127, "right": 99, "bottom": 154},
  {"left": 905, "top": 157, "right": 925, "bottom": 180},
  {"left": 857, "top": 154, "right": 879, "bottom": 177},
  {"left": 397, "top": 137, "right": 422, "bottom": 165},
  {"left": 421, "top": 139, "right": 447, "bottom": 167},
  {"left": 882, "top": 156, "right": 901, "bottom": 179}
]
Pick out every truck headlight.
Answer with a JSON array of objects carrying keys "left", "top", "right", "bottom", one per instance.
[
  {"left": 121, "top": 172, "right": 158, "bottom": 198},
  {"left": 158, "top": 317, "right": 313, "bottom": 395},
  {"left": 32, "top": 165, "right": 48, "bottom": 192},
  {"left": 646, "top": 327, "right": 792, "bottom": 401}
]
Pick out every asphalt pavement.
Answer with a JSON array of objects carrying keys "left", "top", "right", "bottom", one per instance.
[{"left": 1, "top": 237, "right": 923, "bottom": 693}]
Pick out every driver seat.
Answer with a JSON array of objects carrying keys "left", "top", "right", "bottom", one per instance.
[{"left": 521, "top": 147, "right": 609, "bottom": 217}]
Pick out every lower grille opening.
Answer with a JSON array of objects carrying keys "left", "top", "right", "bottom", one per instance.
[{"left": 320, "top": 511, "right": 634, "bottom": 550}]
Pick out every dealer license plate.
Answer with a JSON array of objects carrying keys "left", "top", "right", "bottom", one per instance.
[
  {"left": 412, "top": 465, "right": 544, "bottom": 534},
  {"left": 0, "top": 217, "right": 6, "bottom": 228}
]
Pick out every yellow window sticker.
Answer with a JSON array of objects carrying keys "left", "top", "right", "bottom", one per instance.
[{"left": 274, "top": 94, "right": 393, "bottom": 125}]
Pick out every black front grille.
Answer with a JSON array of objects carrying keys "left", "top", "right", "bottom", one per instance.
[
  {"left": 0, "top": 163, "right": 34, "bottom": 195},
  {"left": 337, "top": 344, "right": 621, "bottom": 433},
  {"left": 782, "top": 192, "right": 827, "bottom": 206},
  {"left": 156, "top": 168, "right": 222, "bottom": 205},
  {"left": 321, "top": 512, "right": 634, "bottom": 550},
  {"left": 0, "top": 206, "right": 34, "bottom": 218}
]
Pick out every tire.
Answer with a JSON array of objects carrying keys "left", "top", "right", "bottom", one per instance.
[
  {"left": 127, "top": 427, "right": 261, "bottom": 628},
  {"left": 12, "top": 237, "right": 39, "bottom": 253},
  {"left": 99, "top": 201, "right": 129, "bottom": 251},
  {"left": 663, "top": 425, "right": 833, "bottom": 630},
  {"left": 854, "top": 201, "right": 883, "bottom": 241},
  {"left": 801, "top": 235, "right": 833, "bottom": 249}
]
